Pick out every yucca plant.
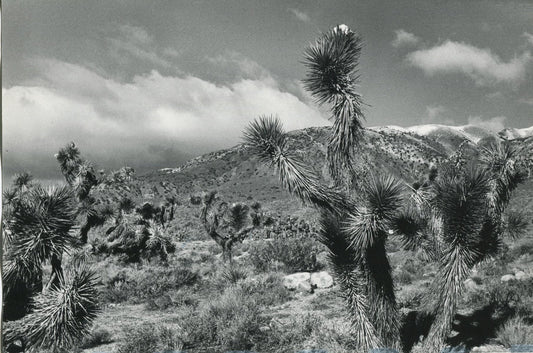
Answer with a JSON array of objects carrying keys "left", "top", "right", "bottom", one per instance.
[
  {"left": 56, "top": 142, "right": 101, "bottom": 244},
  {"left": 3, "top": 185, "right": 78, "bottom": 293},
  {"left": 410, "top": 145, "right": 528, "bottom": 352},
  {"left": 2, "top": 180, "right": 100, "bottom": 352},
  {"left": 200, "top": 191, "right": 256, "bottom": 263},
  {"left": 243, "top": 25, "right": 528, "bottom": 353},
  {"left": 145, "top": 225, "right": 176, "bottom": 262}
]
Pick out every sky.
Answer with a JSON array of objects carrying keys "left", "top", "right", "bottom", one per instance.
[{"left": 2, "top": 0, "right": 533, "bottom": 181}]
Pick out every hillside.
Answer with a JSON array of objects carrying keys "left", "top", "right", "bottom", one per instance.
[{"left": 92, "top": 124, "right": 532, "bottom": 237}]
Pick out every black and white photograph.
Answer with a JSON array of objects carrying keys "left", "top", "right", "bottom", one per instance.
[{"left": 2, "top": 1, "right": 533, "bottom": 352}]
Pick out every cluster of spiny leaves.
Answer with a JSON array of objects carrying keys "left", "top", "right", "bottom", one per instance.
[
  {"left": 2, "top": 173, "right": 99, "bottom": 352},
  {"left": 243, "top": 25, "right": 529, "bottom": 353}
]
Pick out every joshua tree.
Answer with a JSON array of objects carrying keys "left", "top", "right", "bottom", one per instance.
[
  {"left": 2, "top": 183, "right": 99, "bottom": 352},
  {"left": 403, "top": 142, "right": 528, "bottom": 352},
  {"left": 56, "top": 142, "right": 101, "bottom": 244},
  {"left": 200, "top": 191, "right": 255, "bottom": 263},
  {"left": 164, "top": 194, "right": 179, "bottom": 224},
  {"left": 243, "top": 25, "right": 528, "bottom": 352}
]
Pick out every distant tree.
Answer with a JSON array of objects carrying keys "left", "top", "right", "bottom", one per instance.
[
  {"left": 56, "top": 142, "right": 101, "bottom": 244},
  {"left": 200, "top": 191, "right": 255, "bottom": 263}
]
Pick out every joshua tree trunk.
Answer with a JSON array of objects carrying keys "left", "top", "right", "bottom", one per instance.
[
  {"left": 80, "top": 221, "right": 91, "bottom": 244},
  {"left": 49, "top": 254, "right": 64, "bottom": 289}
]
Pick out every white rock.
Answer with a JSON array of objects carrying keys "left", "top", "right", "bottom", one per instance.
[
  {"left": 501, "top": 274, "right": 516, "bottom": 282},
  {"left": 283, "top": 272, "right": 311, "bottom": 291},
  {"left": 464, "top": 278, "right": 479, "bottom": 291},
  {"left": 515, "top": 271, "right": 527, "bottom": 280},
  {"left": 310, "top": 271, "right": 334, "bottom": 289}
]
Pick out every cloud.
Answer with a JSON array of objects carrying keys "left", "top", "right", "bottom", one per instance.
[
  {"left": 206, "top": 51, "right": 273, "bottom": 82},
  {"left": 423, "top": 105, "right": 454, "bottom": 124},
  {"left": 407, "top": 40, "right": 532, "bottom": 86},
  {"left": 288, "top": 8, "right": 311, "bottom": 23},
  {"left": 107, "top": 24, "right": 179, "bottom": 68},
  {"left": 524, "top": 32, "right": 533, "bottom": 46},
  {"left": 3, "top": 60, "right": 327, "bottom": 179},
  {"left": 467, "top": 116, "right": 506, "bottom": 132},
  {"left": 391, "top": 29, "right": 420, "bottom": 48},
  {"left": 518, "top": 97, "right": 533, "bottom": 105},
  {"left": 118, "top": 24, "right": 153, "bottom": 45},
  {"left": 426, "top": 105, "right": 446, "bottom": 120}
]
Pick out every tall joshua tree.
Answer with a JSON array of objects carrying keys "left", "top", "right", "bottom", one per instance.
[
  {"left": 244, "top": 24, "right": 401, "bottom": 350},
  {"left": 243, "top": 25, "right": 527, "bottom": 353}
]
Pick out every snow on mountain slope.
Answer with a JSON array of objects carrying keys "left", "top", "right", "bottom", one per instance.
[{"left": 499, "top": 126, "right": 533, "bottom": 140}]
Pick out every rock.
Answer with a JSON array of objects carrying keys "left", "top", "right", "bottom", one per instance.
[
  {"left": 515, "top": 271, "right": 527, "bottom": 280},
  {"left": 283, "top": 272, "right": 311, "bottom": 291},
  {"left": 464, "top": 278, "right": 479, "bottom": 291},
  {"left": 259, "top": 325, "right": 270, "bottom": 333},
  {"left": 310, "top": 271, "right": 334, "bottom": 288},
  {"left": 501, "top": 274, "right": 515, "bottom": 282}
]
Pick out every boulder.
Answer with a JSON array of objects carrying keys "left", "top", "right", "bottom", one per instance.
[
  {"left": 515, "top": 271, "right": 527, "bottom": 280},
  {"left": 464, "top": 278, "right": 479, "bottom": 291},
  {"left": 501, "top": 274, "right": 515, "bottom": 282},
  {"left": 310, "top": 271, "right": 334, "bottom": 289},
  {"left": 283, "top": 272, "right": 311, "bottom": 292}
]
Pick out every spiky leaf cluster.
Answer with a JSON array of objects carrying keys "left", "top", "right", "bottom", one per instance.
[
  {"left": 4, "top": 266, "right": 100, "bottom": 351},
  {"left": 244, "top": 116, "right": 349, "bottom": 214},
  {"left": 6, "top": 185, "right": 78, "bottom": 265},
  {"left": 303, "top": 24, "right": 365, "bottom": 181}
]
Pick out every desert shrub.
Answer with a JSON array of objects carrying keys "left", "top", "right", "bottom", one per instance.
[
  {"left": 221, "top": 266, "right": 248, "bottom": 285},
  {"left": 510, "top": 242, "right": 533, "bottom": 258},
  {"left": 181, "top": 286, "right": 265, "bottom": 351},
  {"left": 249, "top": 238, "right": 323, "bottom": 273},
  {"left": 100, "top": 266, "right": 198, "bottom": 304},
  {"left": 116, "top": 323, "right": 182, "bottom": 353},
  {"left": 239, "top": 273, "right": 293, "bottom": 306},
  {"left": 78, "top": 328, "right": 113, "bottom": 349},
  {"left": 398, "top": 286, "right": 426, "bottom": 310},
  {"left": 395, "top": 269, "right": 414, "bottom": 285},
  {"left": 258, "top": 314, "right": 358, "bottom": 353},
  {"left": 495, "top": 316, "right": 533, "bottom": 347},
  {"left": 466, "top": 278, "right": 533, "bottom": 315},
  {"left": 260, "top": 313, "right": 319, "bottom": 350}
]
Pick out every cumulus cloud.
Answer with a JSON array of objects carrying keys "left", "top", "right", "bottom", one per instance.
[
  {"left": 288, "top": 8, "right": 311, "bottom": 23},
  {"left": 467, "top": 116, "right": 507, "bottom": 132},
  {"left": 3, "top": 60, "right": 327, "bottom": 179},
  {"left": 391, "top": 29, "right": 420, "bottom": 48},
  {"left": 407, "top": 40, "right": 532, "bottom": 86}
]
